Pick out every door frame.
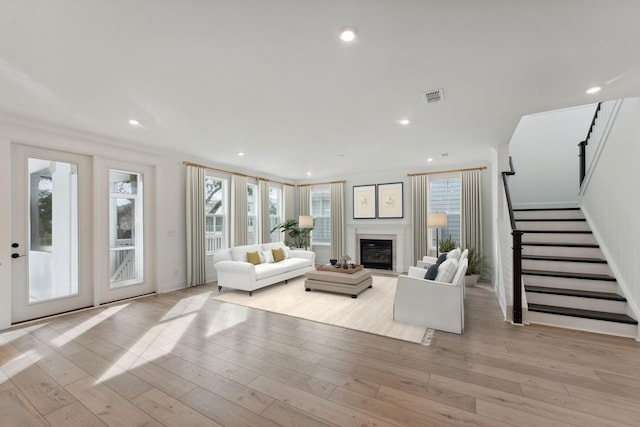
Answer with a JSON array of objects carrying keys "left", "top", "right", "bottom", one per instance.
[{"left": 11, "top": 144, "right": 94, "bottom": 323}]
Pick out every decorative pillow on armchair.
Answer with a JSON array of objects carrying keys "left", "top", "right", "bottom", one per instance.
[
  {"left": 436, "top": 253, "right": 447, "bottom": 265},
  {"left": 424, "top": 263, "right": 439, "bottom": 280},
  {"left": 435, "top": 258, "right": 458, "bottom": 283}
]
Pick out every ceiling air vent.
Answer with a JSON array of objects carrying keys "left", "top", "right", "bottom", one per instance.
[{"left": 423, "top": 89, "right": 444, "bottom": 104}]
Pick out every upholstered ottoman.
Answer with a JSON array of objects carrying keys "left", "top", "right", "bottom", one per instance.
[{"left": 304, "top": 268, "right": 373, "bottom": 298}]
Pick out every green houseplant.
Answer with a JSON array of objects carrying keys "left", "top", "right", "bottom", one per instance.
[
  {"left": 439, "top": 234, "right": 457, "bottom": 254},
  {"left": 270, "top": 219, "right": 314, "bottom": 249},
  {"left": 465, "top": 247, "right": 488, "bottom": 287}
]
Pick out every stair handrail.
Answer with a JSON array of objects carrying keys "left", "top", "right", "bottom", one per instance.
[
  {"left": 578, "top": 102, "right": 602, "bottom": 185},
  {"left": 501, "top": 156, "right": 523, "bottom": 325}
]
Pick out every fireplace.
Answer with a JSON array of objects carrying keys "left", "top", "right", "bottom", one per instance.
[{"left": 359, "top": 239, "right": 393, "bottom": 270}]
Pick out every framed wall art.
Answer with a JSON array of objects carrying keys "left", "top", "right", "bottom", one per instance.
[
  {"left": 353, "top": 184, "right": 376, "bottom": 219},
  {"left": 377, "top": 182, "right": 403, "bottom": 218}
]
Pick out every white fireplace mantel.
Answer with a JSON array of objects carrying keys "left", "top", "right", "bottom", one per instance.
[{"left": 346, "top": 223, "right": 410, "bottom": 273}]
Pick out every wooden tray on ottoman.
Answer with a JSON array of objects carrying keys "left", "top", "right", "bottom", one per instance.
[{"left": 316, "top": 264, "right": 363, "bottom": 273}]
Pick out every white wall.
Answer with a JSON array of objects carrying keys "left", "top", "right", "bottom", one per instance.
[
  {"left": 0, "top": 138, "right": 11, "bottom": 329},
  {"left": 580, "top": 97, "right": 640, "bottom": 325},
  {"left": 509, "top": 104, "right": 597, "bottom": 209}
]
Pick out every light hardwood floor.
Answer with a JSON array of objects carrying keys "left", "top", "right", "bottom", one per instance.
[{"left": 1, "top": 281, "right": 640, "bottom": 426}]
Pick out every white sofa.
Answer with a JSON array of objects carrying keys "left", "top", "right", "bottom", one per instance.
[
  {"left": 213, "top": 242, "right": 315, "bottom": 295},
  {"left": 393, "top": 258, "right": 468, "bottom": 334}
]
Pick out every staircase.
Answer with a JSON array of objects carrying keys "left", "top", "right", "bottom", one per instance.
[{"left": 514, "top": 207, "right": 638, "bottom": 337}]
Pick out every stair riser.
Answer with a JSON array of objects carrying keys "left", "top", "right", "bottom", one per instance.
[
  {"left": 522, "top": 246, "right": 603, "bottom": 258},
  {"left": 523, "top": 260, "right": 611, "bottom": 276},
  {"left": 527, "top": 311, "right": 637, "bottom": 338},
  {"left": 523, "top": 233, "right": 595, "bottom": 245},
  {"left": 526, "top": 293, "right": 627, "bottom": 314},
  {"left": 516, "top": 221, "right": 590, "bottom": 231},
  {"left": 523, "top": 275, "right": 618, "bottom": 293},
  {"left": 514, "top": 210, "right": 584, "bottom": 220}
]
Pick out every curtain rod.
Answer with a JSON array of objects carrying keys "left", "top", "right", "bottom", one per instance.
[
  {"left": 297, "top": 179, "right": 347, "bottom": 187},
  {"left": 407, "top": 165, "right": 487, "bottom": 177},
  {"left": 182, "top": 161, "right": 295, "bottom": 187}
]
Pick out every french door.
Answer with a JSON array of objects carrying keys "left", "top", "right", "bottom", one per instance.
[{"left": 11, "top": 145, "right": 93, "bottom": 323}]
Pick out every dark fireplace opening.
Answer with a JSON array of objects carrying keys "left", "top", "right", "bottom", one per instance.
[{"left": 360, "top": 239, "right": 393, "bottom": 270}]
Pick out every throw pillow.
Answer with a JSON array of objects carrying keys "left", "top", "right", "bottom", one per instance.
[
  {"left": 262, "top": 250, "right": 274, "bottom": 263},
  {"left": 446, "top": 248, "right": 461, "bottom": 261},
  {"left": 435, "top": 258, "right": 458, "bottom": 283},
  {"left": 436, "top": 253, "right": 447, "bottom": 265},
  {"left": 272, "top": 248, "right": 285, "bottom": 262},
  {"left": 283, "top": 247, "right": 292, "bottom": 258},
  {"left": 424, "top": 263, "right": 439, "bottom": 280},
  {"left": 246, "top": 251, "right": 262, "bottom": 265}
]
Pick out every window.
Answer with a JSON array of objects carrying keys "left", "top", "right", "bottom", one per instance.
[
  {"left": 247, "top": 183, "right": 257, "bottom": 244},
  {"left": 311, "top": 188, "right": 330, "bottom": 244},
  {"left": 109, "top": 170, "right": 143, "bottom": 287},
  {"left": 430, "top": 178, "right": 461, "bottom": 247},
  {"left": 269, "top": 186, "right": 283, "bottom": 242},
  {"left": 205, "top": 176, "right": 227, "bottom": 253}
]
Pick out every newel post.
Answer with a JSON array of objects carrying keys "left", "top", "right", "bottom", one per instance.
[
  {"left": 512, "top": 229, "right": 524, "bottom": 325},
  {"left": 578, "top": 140, "right": 587, "bottom": 186}
]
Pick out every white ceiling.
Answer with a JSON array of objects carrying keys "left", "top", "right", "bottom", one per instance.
[{"left": 1, "top": 1, "right": 639, "bottom": 180}]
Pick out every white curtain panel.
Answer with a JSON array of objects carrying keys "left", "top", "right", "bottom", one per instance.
[
  {"left": 461, "top": 169, "right": 483, "bottom": 253},
  {"left": 258, "top": 179, "right": 271, "bottom": 243},
  {"left": 299, "top": 185, "right": 311, "bottom": 216},
  {"left": 330, "top": 182, "right": 345, "bottom": 259},
  {"left": 186, "top": 165, "right": 206, "bottom": 286},
  {"left": 231, "top": 174, "right": 248, "bottom": 246},
  {"left": 284, "top": 185, "right": 294, "bottom": 221},
  {"left": 411, "top": 175, "right": 430, "bottom": 263}
]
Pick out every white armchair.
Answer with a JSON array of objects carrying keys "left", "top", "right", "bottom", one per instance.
[{"left": 393, "top": 258, "right": 468, "bottom": 334}]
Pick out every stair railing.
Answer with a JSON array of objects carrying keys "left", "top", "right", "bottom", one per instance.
[
  {"left": 502, "top": 156, "right": 523, "bottom": 325},
  {"left": 578, "top": 102, "right": 602, "bottom": 186}
]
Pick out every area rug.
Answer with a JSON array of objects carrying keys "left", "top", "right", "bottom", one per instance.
[{"left": 213, "top": 274, "right": 434, "bottom": 346}]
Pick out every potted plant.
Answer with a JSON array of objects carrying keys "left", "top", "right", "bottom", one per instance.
[
  {"left": 465, "top": 247, "right": 488, "bottom": 287},
  {"left": 270, "top": 219, "right": 314, "bottom": 249},
  {"left": 439, "top": 234, "right": 457, "bottom": 254}
]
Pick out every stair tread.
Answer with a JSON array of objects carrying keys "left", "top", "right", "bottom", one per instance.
[
  {"left": 525, "top": 286, "right": 625, "bottom": 301},
  {"left": 522, "top": 230, "right": 592, "bottom": 234},
  {"left": 522, "top": 242, "right": 600, "bottom": 248},
  {"left": 528, "top": 303, "right": 637, "bottom": 324},
  {"left": 514, "top": 207, "right": 581, "bottom": 211},
  {"left": 523, "top": 269, "right": 616, "bottom": 281},
  {"left": 522, "top": 255, "right": 607, "bottom": 263},
  {"left": 515, "top": 218, "right": 586, "bottom": 222}
]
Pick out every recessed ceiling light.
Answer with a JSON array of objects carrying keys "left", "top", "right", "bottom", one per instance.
[
  {"left": 586, "top": 86, "right": 601, "bottom": 94},
  {"left": 306, "top": 171, "right": 312, "bottom": 176},
  {"left": 427, "top": 158, "right": 433, "bottom": 162},
  {"left": 339, "top": 26, "right": 357, "bottom": 42},
  {"left": 399, "top": 119, "right": 410, "bottom": 126},
  {"left": 128, "top": 119, "right": 140, "bottom": 126},
  {"left": 237, "top": 152, "right": 245, "bottom": 157}
]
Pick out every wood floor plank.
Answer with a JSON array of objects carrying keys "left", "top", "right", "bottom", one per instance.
[
  {"left": 45, "top": 401, "right": 108, "bottom": 427},
  {"left": 132, "top": 387, "right": 222, "bottom": 426},
  {"left": 65, "top": 376, "right": 163, "bottom": 427},
  {"left": 9, "top": 362, "right": 76, "bottom": 416},
  {"left": 260, "top": 400, "right": 336, "bottom": 427},
  {"left": 248, "top": 375, "right": 397, "bottom": 427},
  {"left": 0, "top": 388, "right": 48, "bottom": 427}
]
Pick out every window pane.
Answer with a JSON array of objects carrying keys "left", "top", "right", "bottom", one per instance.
[
  {"left": 205, "top": 177, "right": 227, "bottom": 252},
  {"left": 429, "top": 178, "right": 461, "bottom": 247},
  {"left": 311, "top": 189, "right": 330, "bottom": 244},
  {"left": 247, "top": 184, "right": 257, "bottom": 244},
  {"left": 269, "top": 187, "right": 282, "bottom": 242},
  {"left": 110, "top": 170, "right": 143, "bottom": 287}
]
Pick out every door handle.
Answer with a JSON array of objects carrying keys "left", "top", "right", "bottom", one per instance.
[{"left": 12, "top": 253, "right": 27, "bottom": 259}]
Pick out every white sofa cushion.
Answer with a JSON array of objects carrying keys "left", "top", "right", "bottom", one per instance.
[
  {"left": 279, "top": 257, "right": 312, "bottom": 272},
  {"left": 213, "top": 249, "right": 233, "bottom": 263},
  {"left": 254, "top": 263, "right": 289, "bottom": 280},
  {"left": 435, "top": 258, "right": 458, "bottom": 283},
  {"left": 446, "top": 248, "right": 461, "bottom": 261}
]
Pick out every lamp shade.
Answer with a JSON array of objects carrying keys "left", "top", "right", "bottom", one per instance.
[
  {"left": 298, "top": 215, "right": 313, "bottom": 228},
  {"left": 427, "top": 212, "right": 447, "bottom": 228}
]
